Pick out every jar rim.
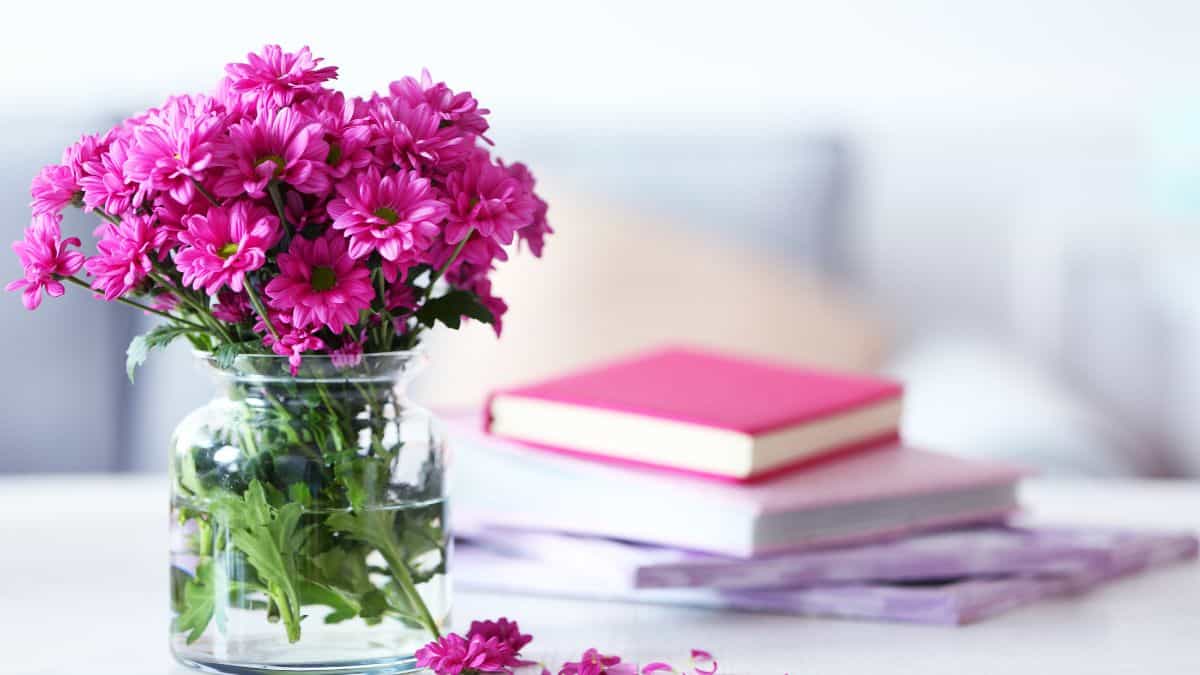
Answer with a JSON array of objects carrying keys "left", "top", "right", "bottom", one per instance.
[{"left": 194, "top": 348, "right": 428, "bottom": 383}]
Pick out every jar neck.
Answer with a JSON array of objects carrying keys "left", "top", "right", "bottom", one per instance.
[{"left": 198, "top": 351, "right": 426, "bottom": 406}]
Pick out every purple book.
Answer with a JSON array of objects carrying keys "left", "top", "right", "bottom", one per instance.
[
  {"left": 455, "top": 526, "right": 1197, "bottom": 625},
  {"left": 458, "top": 524, "right": 1196, "bottom": 590}
]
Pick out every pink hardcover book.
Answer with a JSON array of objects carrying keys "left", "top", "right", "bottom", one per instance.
[
  {"left": 451, "top": 416, "right": 1027, "bottom": 557},
  {"left": 485, "top": 346, "right": 905, "bottom": 482}
]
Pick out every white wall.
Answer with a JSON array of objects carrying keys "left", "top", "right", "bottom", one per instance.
[
  {"left": 6, "top": 1, "right": 1199, "bottom": 124},
  {"left": 10, "top": 1, "right": 1195, "bottom": 330}
]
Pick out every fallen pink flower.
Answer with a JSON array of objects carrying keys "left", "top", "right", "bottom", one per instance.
[
  {"left": 559, "top": 649, "right": 637, "bottom": 675},
  {"left": 415, "top": 632, "right": 514, "bottom": 675},
  {"left": 690, "top": 649, "right": 718, "bottom": 675},
  {"left": 467, "top": 617, "right": 534, "bottom": 666}
]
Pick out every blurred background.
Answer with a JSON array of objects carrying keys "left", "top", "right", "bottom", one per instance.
[{"left": 2, "top": 0, "right": 1198, "bottom": 476}]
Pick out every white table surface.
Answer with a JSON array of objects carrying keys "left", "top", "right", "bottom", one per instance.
[{"left": 1, "top": 475, "right": 1197, "bottom": 674}]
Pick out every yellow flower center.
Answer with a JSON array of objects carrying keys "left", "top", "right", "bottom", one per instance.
[{"left": 218, "top": 242, "right": 240, "bottom": 259}]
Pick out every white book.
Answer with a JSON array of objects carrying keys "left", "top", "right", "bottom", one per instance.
[{"left": 448, "top": 417, "right": 1024, "bottom": 557}]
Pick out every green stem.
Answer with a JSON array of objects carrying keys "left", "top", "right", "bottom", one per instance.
[
  {"left": 95, "top": 208, "right": 121, "bottom": 226},
  {"left": 421, "top": 229, "right": 472, "bottom": 303},
  {"left": 244, "top": 283, "right": 280, "bottom": 342},
  {"left": 380, "top": 545, "right": 441, "bottom": 639},
  {"left": 255, "top": 388, "right": 303, "bottom": 444},
  {"left": 353, "top": 381, "right": 387, "bottom": 457},
  {"left": 314, "top": 382, "right": 353, "bottom": 452},
  {"left": 191, "top": 178, "right": 220, "bottom": 207},
  {"left": 60, "top": 276, "right": 211, "bottom": 331},
  {"left": 267, "top": 181, "right": 293, "bottom": 230},
  {"left": 269, "top": 580, "right": 302, "bottom": 643},
  {"left": 371, "top": 268, "right": 393, "bottom": 350},
  {"left": 148, "top": 271, "right": 234, "bottom": 343}
]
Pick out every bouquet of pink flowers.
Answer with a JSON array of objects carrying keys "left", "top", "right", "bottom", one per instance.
[{"left": 10, "top": 44, "right": 549, "bottom": 375}]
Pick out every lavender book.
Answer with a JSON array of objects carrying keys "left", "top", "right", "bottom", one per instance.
[
  {"left": 459, "top": 524, "right": 1194, "bottom": 590},
  {"left": 455, "top": 526, "right": 1198, "bottom": 625}
]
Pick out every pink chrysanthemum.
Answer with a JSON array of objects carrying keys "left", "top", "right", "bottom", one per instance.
[
  {"left": 329, "top": 331, "right": 365, "bottom": 368},
  {"left": 282, "top": 190, "right": 328, "bottom": 231},
  {"left": 64, "top": 133, "right": 112, "bottom": 174},
  {"left": 85, "top": 214, "right": 169, "bottom": 300},
  {"left": 225, "top": 45, "right": 338, "bottom": 106},
  {"left": 444, "top": 156, "right": 535, "bottom": 246},
  {"left": 264, "top": 231, "right": 373, "bottom": 334},
  {"left": 150, "top": 290, "right": 179, "bottom": 313},
  {"left": 152, "top": 195, "right": 203, "bottom": 252},
  {"left": 522, "top": 196, "right": 551, "bottom": 257},
  {"left": 467, "top": 617, "right": 532, "bottom": 665},
  {"left": 468, "top": 277, "right": 507, "bottom": 337},
  {"left": 327, "top": 166, "right": 447, "bottom": 262},
  {"left": 367, "top": 98, "right": 472, "bottom": 170},
  {"left": 212, "top": 289, "right": 253, "bottom": 324},
  {"left": 5, "top": 214, "right": 86, "bottom": 310},
  {"left": 213, "top": 105, "right": 331, "bottom": 199},
  {"left": 259, "top": 313, "right": 325, "bottom": 376},
  {"left": 296, "top": 90, "right": 375, "bottom": 180},
  {"left": 176, "top": 201, "right": 282, "bottom": 294},
  {"left": 30, "top": 133, "right": 112, "bottom": 217},
  {"left": 385, "top": 282, "right": 416, "bottom": 334},
  {"left": 388, "top": 69, "right": 490, "bottom": 139},
  {"left": 124, "top": 95, "right": 225, "bottom": 205},
  {"left": 386, "top": 280, "right": 417, "bottom": 314},
  {"left": 504, "top": 161, "right": 551, "bottom": 257},
  {"left": 30, "top": 164, "right": 80, "bottom": 216},
  {"left": 80, "top": 138, "right": 139, "bottom": 217},
  {"left": 213, "top": 75, "right": 259, "bottom": 122},
  {"left": 414, "top": 633, "right": 514, "bottom": 675},
  {"left": 559, "top": 649, "right": 636, "bottom": 675}
]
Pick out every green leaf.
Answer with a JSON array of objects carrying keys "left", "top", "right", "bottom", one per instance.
[
  {"left": 212, "top": 340, "right": 262, "bottom": 370},
  {"left": 326, "top": 506, "right": 443, "bottom": 633},
  {"left": 414, "top": 288, "right": 493, "bottom": 330},
  {"left": 213, "top": 343, "right": 239, "bottom": 370},
  {"left": 126, "top": 322, "right": 195, "bottom": 382},
  {"left": 334, "top": 460, "right": 370, "bottom": 511},
  {"left": 172, "top": 561, "right": 215, "bottom": 644},
  {"left": 288, "top": 482, "right": 312, "bottom": 509},
  {"left": 243, "top": 481, "right": 274, "bottom": 527},
  {"left": 296, "top": 580, "right": 359, "bottom": 625},
  {"left": 358, "top": 587, "right": 390, "bottom": 622},
  {"left": 212, "top": 480, "right": 310, "bottom": 643},
  {"left": 312, "top": 546, "right": 374, "bottom": 595},
  {"left": 125, "top": 335, "right": 150, "bottom": 382},
  {"left": 381, "top": 581, "right": 428, "bottom": 629},
  {"left": 170, "top": 566, "right": 194, "bottom": 615}
]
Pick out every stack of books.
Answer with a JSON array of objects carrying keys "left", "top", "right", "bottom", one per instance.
[{"left": 449, "top": 346, "right": 1198, "bottom": 624}]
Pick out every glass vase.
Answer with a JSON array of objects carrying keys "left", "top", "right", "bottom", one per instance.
[{"left": 168, "top": 351, "right": 449, "bottom": 674}]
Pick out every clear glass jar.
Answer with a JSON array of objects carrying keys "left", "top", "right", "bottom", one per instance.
[{"left": 168, "top": 352, "right": 449, "bottom": 675}]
